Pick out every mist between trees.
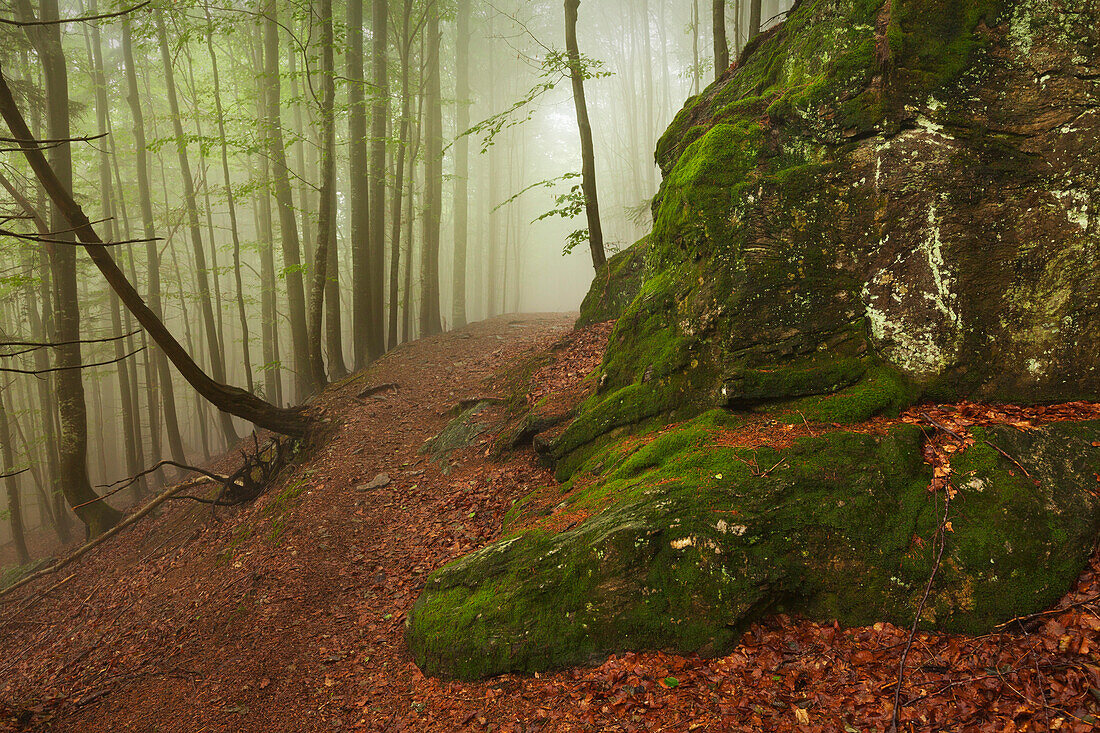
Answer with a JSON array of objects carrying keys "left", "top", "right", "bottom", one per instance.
[{"left": 0, "top": 0, "right": 791, "bottom": 560}]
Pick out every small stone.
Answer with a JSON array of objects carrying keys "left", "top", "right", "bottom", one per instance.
[{"left": 357, "top": 473, "right": 391, "bottom": 492}]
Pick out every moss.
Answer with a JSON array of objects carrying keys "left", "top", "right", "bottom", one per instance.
[
  {"left": 772, "top": 364, "right": 918, "bottom": 424},
  {"left": 410, "top": 423, "right": 938, "bottom": 679},
  {"left": 576, "top": 235, "right": 651, "bottom": 328},
  {"left": 411, "top": 419, "right": 1100, "bottom": 679}
]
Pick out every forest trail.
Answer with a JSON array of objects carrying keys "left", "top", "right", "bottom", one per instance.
[
  {"left": 0, "top": 314, "right": 593, "bottom": 732},
  {"left": 4, "top": 314, "right": 1100, "bottom": 733}
]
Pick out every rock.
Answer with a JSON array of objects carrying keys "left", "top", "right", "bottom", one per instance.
[
  {"left": 357, "top": 473, "right": 391, "bottom": 492},
  {"left": 408, "top": 0, "right": 1100, "bottom": 680},
  {"left": 409, "top": 418, "right": 1100, "bottom": 680},
  {"left": 575, "top": 235, "right": 650, "bottom": 328}
]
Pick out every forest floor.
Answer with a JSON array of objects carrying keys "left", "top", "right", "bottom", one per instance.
[{"left": 2, "top": 313, "right": 1100, "bottom": 733}]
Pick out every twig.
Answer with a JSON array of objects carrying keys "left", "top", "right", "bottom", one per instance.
[
  {"left": 890, "top": 483, "right": 953, "bottom": 733},
  {"left": 357, "top": 382, "right": 400, "bottom": 399},
  {"left": 994, "top": 592, "right": 1100, "bottom": 628},
  {"left": 0, "top": 467, "right": 27, "bottom": 480},
  {"left": 0, "top": 475, "right": 216, "bottom": 601},
  {"left": 983, "top": 440, "right": 1033, "bottom": 481}
]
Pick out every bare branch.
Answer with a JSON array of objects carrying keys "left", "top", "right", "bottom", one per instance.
[
  {"left": 0, "top": 346, "right": 146, "bottom": 375},
  {"left": 0, "top": 468, "right": 27, "bottom": 481},
  {"left": 0, "top": 1, "right": 150, "bottom": 27},
  {"left": 0, "top": 226, "right": 159, "bottom": 247}
]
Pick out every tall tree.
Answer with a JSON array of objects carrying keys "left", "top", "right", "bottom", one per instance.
[
  {"left": 451, "top": 0, "right": 471, "bottom": 330},
  {"left": 308, "top": 0, "right": 336, "bottom": 387},
  {"left": 749, "top": 0, "right": 763, "bottom": 41},
  {"left": 388, "top": 0, "right": 415, "bottom": 347},
  {"left": 563, "top": 0, "right": 606, "bottom": 271},
  {"left": 713, "top": 0, "right": 729, "bottom": 78},
  {"left": 263, "top": 0, "right": 315, "bottom": 400},
  {"left": 85, "top": 0, "right": 144, "bottom": 499},
  {"left": 205, "top": 7, "right": 255, "bottom": 396},
  {"left": 348, "top": 0, "right": 373, "bottom": 368},
  {"left": 418, "top": 5, "right": 443, "bottom": 335},
  {"left": 369, "top": 0, "right": 389, "bottom": 352},
  {"left": 14, "top": 0, "right": 122, "bottom": 535},
  {"left": 121, "top": 14, "right": 187, "bottom": 474},
  {"left": 0, "top": 385, "right": 29, "bottom": 564},
  {"left": 155, "top": 8, "right": 240, "bottom": 447}
]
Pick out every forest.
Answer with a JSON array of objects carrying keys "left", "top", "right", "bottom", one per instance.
[{"left": 1, "top": 0, "right": 1099, "bottom": 731}]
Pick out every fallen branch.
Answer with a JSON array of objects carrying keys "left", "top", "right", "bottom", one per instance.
[
  {"left": 74, "top": 459, "right": 231, "bottom": 510},
  {"left": 0, "top": 474, "right": 216, "bottom": 601},
  {"left": 357, "top": 382, "right": 400, "bottom": 399},
  {"left": 983, "top": 440, "right": 1033, "bottom": 481}
]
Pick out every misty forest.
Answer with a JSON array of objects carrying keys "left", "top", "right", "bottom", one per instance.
[{"left": 1, "top": 0, "right": 1098, "bottom": 731}]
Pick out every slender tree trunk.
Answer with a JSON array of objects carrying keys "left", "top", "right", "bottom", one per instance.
[
  {"left": 85, "top": 0, "right": 146, "bottom": 500},
  {"left": 369, "top": 0, "right": 390, "bottom": 353},
  {"left": 122, "top": 15, "right": 186, "bottom": 476},
  {"left": 713, "top": 0, "right": 730, "bottom": 78},
  {"left": 419, "top": 8, "right": 443, "bottom": 335},
  {"left": 205, "top": 9, "right": 255, "bottom": 396},
  {"left": 14, "top": 0, "right": 122, "bottom": 536},
  {"left": 308, "top": 0, "right": 336, "bottom": 387},
  {"left": 0, "top": 388, "right": 29, "bottom": 564},
  {"left": 263, "top": 0, "right": 315, "bottom": 401},
  {"left": 348, "top": 0, "right": 373, "bottom": 368},
  {"left": 563, "top": 0, "right": 607, "bottom": 271},
  {"left": 388, "top": 0, "right": 413, "bottom": 348},
  {"left": 749, "top": 0, "right": 762, "bottom": 41},
  {"left": 155, "top": 9, "right": 240, "bottom": 447},
  {"left": 451, "top": 0, "right": 471, "bottom": 330},
  {"left": 692, "top": 0, "right": 701, "bottom": 94}
]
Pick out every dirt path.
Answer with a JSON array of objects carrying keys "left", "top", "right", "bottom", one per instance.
[
  {"left": 4, "top": 314, "right": 1099, "bottom": 733},
  {"left": 0, "top": 314, "right": 579, "bottom": 732}
]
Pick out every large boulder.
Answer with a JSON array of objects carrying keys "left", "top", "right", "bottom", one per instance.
[{"left": 408, "top": 0, "right": 1100, "bottom": 679}]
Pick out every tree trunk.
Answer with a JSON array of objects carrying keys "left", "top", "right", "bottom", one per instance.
[
  {"left": 749, "top": 0, "right": 762, "bottom": 41},
  {"left": 713, "top": 0, "right": 729, "bottom": 78},
  {"left": 85, "top": 0, "right": 146, "bottom": 500},
  {"left": 563, "top": 0, "right": 607, "bottom": 272},
  {"left": 369, "top": 0, "right": 390, "bottom": 353},
  {"left": 206, "top": 8, "right": 255, "bottom": 396},
  {"left": 451, "top": 0, "right": 471, "bottom": 330},
  {"left": 348, "top": 0, "right": 373, "bottom": 368},
  {"left": 0, "top": 73, "right": 314, "bottom": 439},
  {"left": 263, "top": 0, "right": 315, "bottom": 401},
  {"left": 121, "top": 15, "right": 187, "bottom": 476},
  {"left": 388, "top": 0, "right": 414, "bottom": 348},
  {"left": 419, "top": 8, "right": 444, "bottom": 336},
  {"left": 308, "top": 0, "right": 336, "bottom": 388},
  {"left": 15, "top": 0, "right": 122, "bottom": 536},
  {"left": 0, "top": 388, "right": 30, "bottom": 564}
]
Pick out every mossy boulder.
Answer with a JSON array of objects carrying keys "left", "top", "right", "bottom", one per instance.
[
  {"left": 565, "top": 0, "right": 1099, "bottom": 464},
  {"left": 575, "top": 235, "right": 651, "bottom": 328},
  {"left": 408, "top": 0, "right": 1100, "bottom": 680},
  {"left": 409, "top": 419, "right": 1100, "bottom": 679}
]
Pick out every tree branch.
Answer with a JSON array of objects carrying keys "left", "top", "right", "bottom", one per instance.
[
  {"left": 0, "top": 346, "right": 145, "bottom": 374},
  {"left": 0, "top": 1, "right": 150, "bottom": 27},
  {"left": 0, "top": 65, "right": 312, "bottom": 437}
]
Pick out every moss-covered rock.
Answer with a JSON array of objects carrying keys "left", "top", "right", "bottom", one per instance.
[
  {"left": 563, "top": 0, "right": 1099, "bottom": 465},
  {"left": 409, "top": 0, "right": 1100, "bottom": 681},
  {"left": 408, "top": 419, "right": 1100, "bottom": 679},
  {"left": 576, "top": 235, "right": 651, "bottom": 328}
]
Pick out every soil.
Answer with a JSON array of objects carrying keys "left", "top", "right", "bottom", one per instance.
[{"left": 1, "top": 313, "right": 1098, "bottom": 733}]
